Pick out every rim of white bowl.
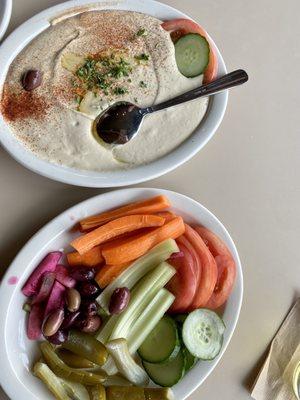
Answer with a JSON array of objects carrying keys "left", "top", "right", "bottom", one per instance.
[
  {"left": 0, "top": 188, "right": 243, "bottom": 400},
  {"left": 0, "top": 0, "right": 227, "bottom": 187},
  {"left": 0, "top": 0, "right": 12, "bottom": 41}
]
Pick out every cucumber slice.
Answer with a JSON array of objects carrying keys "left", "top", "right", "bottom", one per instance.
[
  {"left": 182, "top": 309, "right": 225, "bottom": 360},
  {"left": 138, "top": 316, "right": 180, "bottom": 363},
  {"left": 143, "top": 349, "right": 185, "bottom": 387},
  {"left": 175, "top": 33, "right": 210, "bottom": 78},
  {"left": 173, "top": 318, "right": 197, "bottom": 373},
  {"left": 183, "top": 347, "right": 197, "bottom": 372}
]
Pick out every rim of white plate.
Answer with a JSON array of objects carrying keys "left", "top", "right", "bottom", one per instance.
[
  {"left": 0, "top": 188, "right": 243, "bottom": 400},
  {"left": 0, "top": 0, "right": 12, "bottom": 41},
  {"left": 0, "top": 0, "right": 228, "bottom": 187}
]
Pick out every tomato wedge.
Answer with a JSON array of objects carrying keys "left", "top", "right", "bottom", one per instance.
[
  {"left": 167, "top": 242, "right": 197, "bottom": 313},
  {"left": 161, "top": 18, "right": 218, "bottom": 83},
  {"left": 177, "top": 234, "right": 201, "bottom": 285},
  {"left": 194, "top": 226, "right": 236, "bottom": 309},
  {"left": 184, "top": 224, "right": 218, "bottom": 309}
]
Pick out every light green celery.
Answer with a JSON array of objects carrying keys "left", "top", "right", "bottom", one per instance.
[
  {"left": 109, "top": 262, "right": 175, "bottom": 341},
  {"left": 128, "top": 288, "right": 175, "bottom": 354},
  {"left": 103, "top": 288, "right": 175, "bottom": 376},
  {"left": 96, "top": 314, "right": 118, "bottom": 344},
  {"left": 97, "top": 239, "right": 179, "bottom": 312},
  {"left": 106, "top": 339, "right": 149, "bottom": 386}
]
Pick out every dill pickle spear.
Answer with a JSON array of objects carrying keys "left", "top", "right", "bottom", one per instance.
[
  {"left": 62, "top": 330, "right": 108, "bottom": 366},
  {"left": 88, "top": 384, "right": 107, "bottom": 400},
  {"left": 57, "top": 349, "right": 95, "bottom": 369},
  {"left": 106, "top": 386, "right": 145, "bottom": 400},
  {"left": 33, "top": 362, "right": 70, "bottom": 400},
  {"left": 40, "top": 342, "right": 106, "bottom": 385},
  {"left": 144, "top": 388, "right": 174, "bottom": 400}
]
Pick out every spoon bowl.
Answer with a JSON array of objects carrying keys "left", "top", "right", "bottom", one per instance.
[{"left": 94, "top": 102, "right": 144, "bottom": 145}]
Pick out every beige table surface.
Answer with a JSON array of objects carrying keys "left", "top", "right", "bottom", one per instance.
[{"left": 1, "top": 0, "right": 300, "bottom": 399}]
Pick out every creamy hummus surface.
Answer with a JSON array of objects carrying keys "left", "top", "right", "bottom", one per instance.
[{"left": 0, "top": 10, "right": 208, "bottom": 172}]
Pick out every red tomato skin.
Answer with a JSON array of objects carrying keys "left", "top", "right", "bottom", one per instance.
[
  {"left": 161, "top": 18, "right": 218, "bottom": 83},
  {"left": 184, "top": 224, "right": 218, "bottom": 309},
  {"left": 195, "top": 226, "right": 232, "bottom": 258},
  {"left": 177, "top": 234, "right": 201, "bottom": 285},
  {"left": 167, "top": 243, "right": 197, "bottom": 313},
  {"left": 194, "top": 226, "right": 237, "bottom": 309}
]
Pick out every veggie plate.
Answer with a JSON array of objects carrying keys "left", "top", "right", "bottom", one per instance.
[{"left": 0, "top": 188, "right": 243, "bottom": 400}]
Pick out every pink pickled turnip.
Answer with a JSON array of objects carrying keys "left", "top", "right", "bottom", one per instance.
[
  {"left": 55, "top": 265, "right": 76, "bottom": 288},
  {"left": 27, "top": 303, "right": 43, "bottom": 340},
  {"left": 44, "top": 281, "right": 65, "bottom": 318},
  {"left": 22, "top": 252, "right": 62, "bottom": 297},
  {"left": 31, "top": 273, "right": 55, "bottom": 305}
]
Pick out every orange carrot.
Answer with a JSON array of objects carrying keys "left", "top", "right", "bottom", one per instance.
[
  {"left": 67, "top": 246, "right": 103, "bottom": 267},
  {"left": 79, "top": 195, "right": 171, "bottom": 231},
  {"left": 155, "top": 211, "right": 176, "bottom": 222},
  {"left": 102, "top": 216, "right": 185, "bottom": 265},
  {"left": 71, "top": 215, "right": 165, "bottom": 255},
  {"left": 95, "top": 262, "right": 131, "bottom": 288}
]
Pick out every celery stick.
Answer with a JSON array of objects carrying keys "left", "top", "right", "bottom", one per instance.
[
  {"left": 97, "top": 314, "right": 118, "bottom": 344},
  {"left": 103, "top": 288, "right": 175, "bottom": 376},
  {"left": 110, "top": 262, "right": 175, "bottom": 340},
  {"left": 128, "top": 288, "right": 175, "bottom": 354},
  {"left": 97, "top": 239, "right": 179, "bottom": 312},
  {"left": 106, "top": 339, "right": 149, "bottom": 386}
]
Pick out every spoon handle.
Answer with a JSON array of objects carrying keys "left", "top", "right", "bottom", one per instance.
[{"left": 143, "top": 69, "right": 248, "bottom": 114}]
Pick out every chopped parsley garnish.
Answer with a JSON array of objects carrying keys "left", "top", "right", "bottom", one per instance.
[
  {"left": 134, "top": 97, "right": 138, "bottom": 103},
  {"left": 137, "top": 28, "right": 147, "bottom": 36},
  {"left": 71, "top": 79, "right": 79, "bottom": 88},
  {"left": 109, "top": 58, "right": 132, "bottom": 78},
  {"left": 74, "top": 54, "right": 132, "bottom": 96},
  {"left": 135, "top": 53, "right": 150, "bottom": 62},
  {"left": 75, "top": 95, "right": 82, "bottom": 104},
  {"left": 139, "top": 81, "right": 147, "bottom": 88},
  {"left": 113, "top": 87, "right": 128, "bottom": 95}
]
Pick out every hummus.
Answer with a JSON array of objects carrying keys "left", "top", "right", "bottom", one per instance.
[{"left": 0, "top": 10, "right": 208, "bottom": 172}]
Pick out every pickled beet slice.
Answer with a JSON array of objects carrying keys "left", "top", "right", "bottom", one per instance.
[
  {"left": 44, "top": 281, "right": 66, "bottom": 318},
  {"left": 22, "top": 252, "right": 62, "bottom": 297},
  {"left": 27, "top": 303, "right": 43, "bottom": 340},
  {"left": 55, "top": 265, "right": 76, "bottom": 288},
  {"left": 31, "top": 272, "right": 55, "bottom": 305}
]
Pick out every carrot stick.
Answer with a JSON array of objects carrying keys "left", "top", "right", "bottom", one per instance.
[
  {"left": 95, "top": 262, "right": 131, "bottom": 288},
  {"left": 71, "top": 215, "right": 165, "bottom": 255},
  {"left": 67, "top": 246, "right": 103, "bottom": 267},
  {"left": 155, "top": 211, "right": 176, "bottom": 222},
  {"left": 79, "top": 195, "right": 171, "bottom": 231},
  {"left": 102, "top": 216, "right": 185, "bottom": 265}
]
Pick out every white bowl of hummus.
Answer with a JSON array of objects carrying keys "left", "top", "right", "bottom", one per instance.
[
  {"left": 0, "top": 0, "right": 227, "bottom": 187},
  {"left": 0, "top": 0, "right": 12, "bottom": 41}
]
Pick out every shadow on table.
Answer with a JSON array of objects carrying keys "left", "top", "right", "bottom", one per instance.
[{"left": 242, "top": 346, "right": 269, "bottom": 393}]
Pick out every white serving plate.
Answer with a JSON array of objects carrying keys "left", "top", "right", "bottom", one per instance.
[
  {"left": 0, "top": 188, "right": 243, "bottom": 400},
  {"left": 0, "top": 0, "right": 227, "bottom": 187},
  {"left": 0, "top": 0, "right": 12, "bottom": 41}
]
